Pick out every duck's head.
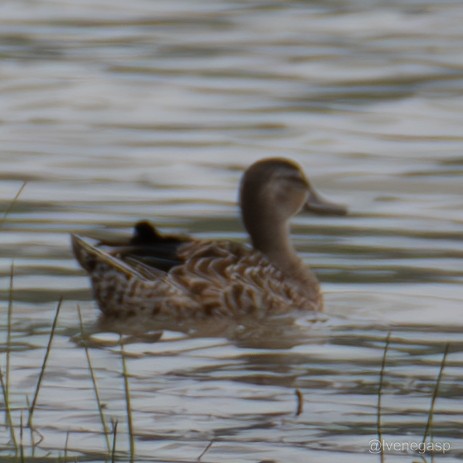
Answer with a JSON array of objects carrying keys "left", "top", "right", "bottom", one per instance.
[{"left": 240, "top": 158, "right": 347, "bottom": 241}]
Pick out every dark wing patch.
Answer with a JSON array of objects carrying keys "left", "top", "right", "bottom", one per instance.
[
  {"left": 130, "top": 221, "right": 164, "bottom": 244},
  {"left": 116, "top": 221, "right": 189, "bottom": 273}
]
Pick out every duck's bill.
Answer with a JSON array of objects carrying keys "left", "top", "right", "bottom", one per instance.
[{"left": 304, "top": 190, "right": 348, "bottom": 216}]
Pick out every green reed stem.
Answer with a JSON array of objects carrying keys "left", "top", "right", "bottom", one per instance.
[
  {"left": 26, "top": 395, "right": 35, "bottom": 458},
  {"left": 77, "top": 305, "right": 111, "bottom": 453},
  {"left": 0, "top": 363, "right": 17, "bottom": 451},
  {"left": 6, "top": 262, "right": 14, "bottom": 408},
  {"left": 120, "top": 340, "right": 135, "bottom": 463},
  {"left": 19, "top": 412, "right": 25, "bottom": 463},
  {"left": 64, "top": 430, "right": 70, "bottom": 461},
  {"left": 28, "top": 297, "right": 63, "bottom": 427},
  {"left": 1, "top": 184, "right": 25, "bottom": 455},
  {"left": 1, "top": 261, "right": 18, "bottom": 451},
  {"left": 422, "top": 343, "right": 450, "bottom": 444},
  {"left": 377, "top": 331, "right": 391, "bottom": 463},
  {"left": 197, "top": 439, "right": 214, "bottom": 462},
  {"left": 111, "top": 419, "right": 119, "bottom": 463},
  {"left": 0, "top": 182, "right": 26, "bottom": 228}
]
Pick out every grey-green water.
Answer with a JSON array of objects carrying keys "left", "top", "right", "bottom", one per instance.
[{"left": 1, "top": 0, "right": 463, "bottom": 461}]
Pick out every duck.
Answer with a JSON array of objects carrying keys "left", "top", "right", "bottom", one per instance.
[{"left": 71, "top": 158, "right": 347, "bottom": 319}]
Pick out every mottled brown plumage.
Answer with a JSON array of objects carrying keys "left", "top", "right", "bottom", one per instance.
[{"left": 72, "top": 158, "right": 347, "bottom": 319}]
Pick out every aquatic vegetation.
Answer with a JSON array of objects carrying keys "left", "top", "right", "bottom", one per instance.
[
  {"left": 1, "top": 295, "right": 134, "bottom": 461},
  {"left": 0, "top": 183, "right": 26, "bottom": 230},
  {"left": 0, "top": 289, "right": 454, "bottom": 462},
  {"left": 374, "top": 334, "right": 450, "bottom": 463}
]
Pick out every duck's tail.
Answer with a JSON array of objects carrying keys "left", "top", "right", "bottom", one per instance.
[
  {"left": 71, "top": 234, "right": 135, "bottom": 277},
  {"left": 71, "top": 233, "right": 189, "bottom": 317}
]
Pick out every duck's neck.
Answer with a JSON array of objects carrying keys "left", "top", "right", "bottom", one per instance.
[
  {"left": 248, "top": 219, "right": 320, "bottom": 291},
  {"left": 251, "top": 221, "right": 299, "bottom": 272}
]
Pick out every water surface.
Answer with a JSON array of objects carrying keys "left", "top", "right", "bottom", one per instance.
[{"left": 1, "top": 0, "right": 463, "bottom": 461}]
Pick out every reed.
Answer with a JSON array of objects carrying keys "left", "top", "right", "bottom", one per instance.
[
  {"left": 111, "top": 419, "right": 119, "bottom": 463},
  {"left": 0, "top": 363, "right": 17, "bottom": 452},
  {"left": 28, "top": 297, "right": 63, "bottom": 427},
  {"left": 1, "top": 261, "right": 18, "bottom": 451},
  {"left": 6, "top": 262, "right": 14, "bottom": 416},
  {"left": 77, "top": 305, "right": 111, "bottom": 453},
  {"left": 0, "top": 182, "right": 26, "bottom": 228},
  {"left": 197, "top": 439, "right": 214, "bottom": 462},
  {"left": 120, "top": 340, "right": 135, "bottom": 462},
  {"left": 64, "top": 430, "right": 70, "bottom": 462},
  {"left": 19, "top": 412, "right": 25, "bottom": 463},
  {"left": 377, "top": 331, "right": 391, "bottom": 463},
  {"left": 1, "top": 187, "right": 23, "bottom": 452},
  {"left": 422, "top": 343, "right": 450, "bottom": 445}
]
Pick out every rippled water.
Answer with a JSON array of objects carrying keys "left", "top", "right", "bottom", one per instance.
[{"left": 1, "top": 0, "right": 463, "bottom": 462}]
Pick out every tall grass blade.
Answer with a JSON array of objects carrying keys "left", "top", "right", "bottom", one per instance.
[
  {"left": 197, "top": 439, "right": 214, "bottom": 462},
  {"left": 0, "top": 182, "right": 26, "bottom": 228},
  {"left": 19, "top": 412, "right": 25, "bottom": 463},
  {"left": 64, "top": 430, "right": 70, "bottom": 462},
  {"left": 422, "top": 343, "right": 450, "bottom": 444},
  {"left": 120, "top": 340, "right": 135, "bottom": 463},
  {"left": 1, "top": 261, "right": 18, "bottom": 450},
  {"left": 77, "top": 305, "right": 111, "bottom": 452},
  {"left": 6, "top": 261, "right": 14, "bottom": 417},
  {"left": 27, "top": 396, "right": 35, "bottom": 457},
  {"left": 25, "top": 394, "right": 43, "bottom": 456},
  {"left": 28, "top": 297, "right": 63, "bottom": 427},
  {"left": 377, "top": 331, "right": 391, "bottom": 463},
  {"left": 111, "top": 419, "right": 119, "bottom": 463},
  {"left": 0, "top": 364, "right": 17, "bottom": 451}
]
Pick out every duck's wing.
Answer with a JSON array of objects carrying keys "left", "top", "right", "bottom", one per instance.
[
  {"left": 72, "top": 221, "right": 189, "bottom": 274},
  {"left": 71, "top": 232, "right": 200, "bottom": 317},
  {"left": 100, "top": 221, "right": 190, "bottom": 273}
]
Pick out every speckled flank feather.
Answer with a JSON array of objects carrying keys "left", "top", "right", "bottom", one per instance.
[{"left": 71, "top": 234, "right": 322, "bottom": 319}]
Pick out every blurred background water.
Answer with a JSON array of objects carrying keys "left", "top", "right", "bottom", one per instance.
[{"left": 1, "top": 0, "right": 463, "bottom": 461}]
